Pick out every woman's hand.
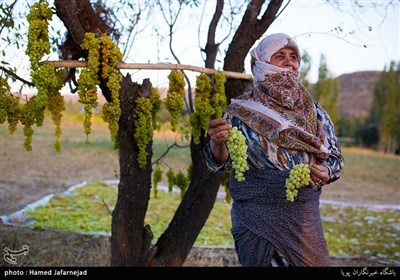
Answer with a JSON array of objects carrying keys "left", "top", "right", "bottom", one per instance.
[
  {"left": 207, "top": 118, "right": 231, "bottom": 163},
  {"left": 309, "top": 164, "right": 331, "bottom": 189},
  {"left": 207, "top": 118, "right": 231, "bottom": 144}
]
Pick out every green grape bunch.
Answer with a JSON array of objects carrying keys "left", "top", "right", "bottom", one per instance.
[
  {"left": 152, "top": 164, "right": 162, "bottom": 198},
  {"left": 165, "top": 70, "right": 185, "bottom": 132},
  {"left": 285, "top": 163, "right": 311, "bottom": 202},
  {"left": 226, "top": 126, "right": 249, "bottom": 182}
]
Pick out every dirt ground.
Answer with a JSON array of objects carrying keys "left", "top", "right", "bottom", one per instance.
[{"left": 0, "top": 123, "right": 398, "bottom": 267}]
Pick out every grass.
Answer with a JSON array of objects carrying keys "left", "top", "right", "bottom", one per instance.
[
  {"left": 339, "top": 147, "right": 399, "bottom": 186},
  {"left": 21, "top": 180, "right": 233, "bottom": 246}
]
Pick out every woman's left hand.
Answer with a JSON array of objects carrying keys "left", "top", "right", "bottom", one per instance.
[{"left": 309, "top": 164, "right": 330, "bottom": 189}]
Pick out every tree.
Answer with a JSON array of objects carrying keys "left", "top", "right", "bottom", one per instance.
[
  {"left": 299, "top": 50, "right": 312, "bottom": 91},
  {"left": 371, "top": 61, "right": 400, "bottom": 153},
  {"left": 312, "top": 54, "right": 340, "bottom": 127}
]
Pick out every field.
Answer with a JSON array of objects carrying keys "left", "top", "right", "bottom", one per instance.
[{"left": 0, "top": 115, "right": 399, "bottom": 267}]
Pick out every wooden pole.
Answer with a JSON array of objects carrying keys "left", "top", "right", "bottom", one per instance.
[{"left": 43, "top": 60, "right": 253, "bottom": 81}]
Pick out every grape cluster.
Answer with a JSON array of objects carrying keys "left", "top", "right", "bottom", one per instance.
[
  {"left": 78, "top": 33, "right": 101, "bottom": 143},
  {"left": 24, "top": 0, "right": 66, "bottom": 151},
  {"left": 175, "top": 171, "right": 189, "bottom": 200},
  {"left": 221, "top": 167, "right": 232, "bottom": 204},
  {"left": 165, "top": 167, "right": 190, "bottom": 199},
  {"left": 48, "top": 93, "right": 65, "bottom": 152},
  {"left": 150, "top": 87, "right": 162, "bottom": 130},
  {"left": 210, "top": 71, "right": 227, "bottom": 119},
  {"left": 166, "top": 169, "right": 175, "bottom": 192},
  {"left": 32, "top": 64, "right": 65, "bottom": 150},
  {"left": 26, "top": 0, "right": 52, "bottom": 70},
  {"left": 20, "top": 97, "right": 44, "bottom": 151},
  {"left": 0, "top": 79, "right": 21, "bottom": 135},
  {"left": 152, "top": 163, "right": 162, "bottom": 198},
  {"left": 79, "top": 33, "right": 123, "bottom": 149},
  {"left": 285, "top": 163, "right": 311, "bottom": 202},
  {"left": 165, "top": 70, "right": 185, "bottom": 132},
  {"left": 190, "top": 74, "right": 215, "bottom": 144},
  {"left": 226, "top": 127, "right": 249, "bottom": 182},
  {"left": 134, "top": 96, "right": 153, "bottom": 169},
  {"left": 100, "top": 36, "right": 122, "bottom": 148}
]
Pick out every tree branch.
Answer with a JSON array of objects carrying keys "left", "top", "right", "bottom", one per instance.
[
  {"left": 43, "top": 61, "right": 253, "bottom": 80},
  {"left": 0, "top": 66, "right": 34, "bottom": 87}
]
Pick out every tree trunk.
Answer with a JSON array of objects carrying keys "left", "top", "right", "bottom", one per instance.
[
  {"left": 203, "top": 0, "right": 224, "bottom": 69},
  {"left": 111, "top": 77, "right": 153, "bottom": 266},
  {"left": 223, "top": 0, "right": 284, "bottom": 100},
  {"left": 55, "top": 0, "right": 154, "bottom": 266},
  {"left": 148, "top": 134, "right": 225, "bottom": 266}
]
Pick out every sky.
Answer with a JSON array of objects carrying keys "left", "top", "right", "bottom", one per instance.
[
  {"left": 3, "top": 0, "right": 399, "bottom": 93},
  {"left": 120, "top": 0, "right": 399, "bottom": 89}
]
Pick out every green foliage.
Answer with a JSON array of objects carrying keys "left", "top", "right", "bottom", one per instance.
[
  {"left": 311, "top": 54, "right": 340, "bottom": 127},
  {"left": 353, "top": 116, "right": 379, "bottom": 148},
  {"left": 0, "top": 2, "right": 15, "bottom": 31},
  {"left": 299, "top": 51, "right": 312, "bottom": 91},
  {"left": 371, "top": 61, "right": 400, "bottom": 153}
]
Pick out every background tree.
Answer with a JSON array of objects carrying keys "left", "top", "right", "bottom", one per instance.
[
  {"left": 312, "top": 54, "right": 340, "bottom": 127},
  {"left": 371, "top": 61, "right": 400, "bottom": 153},
  {"left": 299, "top": 51, "right": 312, "bottom": 91}
]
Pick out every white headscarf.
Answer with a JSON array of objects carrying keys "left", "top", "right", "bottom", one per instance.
[{"left": 250, "top": 33, "right": 301, "bottom": 85}]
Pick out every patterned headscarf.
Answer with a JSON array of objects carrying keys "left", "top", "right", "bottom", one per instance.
[
  {"left": 250, "top": 33, "right": 301, "bottom": 85},
  {"left": 227, "top": 34, "right": 329, "bottom": 160}
]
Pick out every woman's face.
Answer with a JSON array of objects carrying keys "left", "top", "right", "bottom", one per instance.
[{"left": 269, "top": 47, "right": 299, "bottom": 71}]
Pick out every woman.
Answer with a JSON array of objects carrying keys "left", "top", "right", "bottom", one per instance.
[{"left": 204, "top": 33, "right": 344, "bottom": 267}]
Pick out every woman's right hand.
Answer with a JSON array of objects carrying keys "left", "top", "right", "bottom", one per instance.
[
  {"left": 207, "top": 118, "right": 231, "bottom": 145},
  {"left": 207, "top": 118, "right": 231, "bottom": 163}
]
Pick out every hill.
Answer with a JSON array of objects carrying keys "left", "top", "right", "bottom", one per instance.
[{"left": 337, "top": 71, "right": 381, "bottom": 117}]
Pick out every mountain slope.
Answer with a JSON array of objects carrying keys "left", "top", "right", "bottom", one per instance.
[{"left": 337, "top": 71, "right": 381, "bottom": 117}]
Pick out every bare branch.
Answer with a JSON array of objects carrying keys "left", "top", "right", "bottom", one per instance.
[
  {"left": 0, "top": 65, "right": 34, "bottom": 87},
  {"left": 43, "top": 60, "right": 253, "bottom": 80},
  {"left": 152, "top": 141, "right": 189, "bottom": 166}
]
